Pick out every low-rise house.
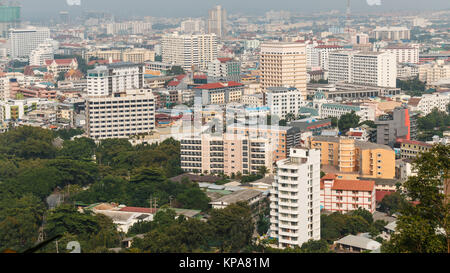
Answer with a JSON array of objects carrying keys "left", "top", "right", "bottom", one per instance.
[{"left": 334, "top": 235, "right": 381, "bottom": 253}]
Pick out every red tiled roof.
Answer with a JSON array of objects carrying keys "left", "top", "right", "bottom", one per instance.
[
  {"left": 347, "top": 131, "right": 363, "bottom": 137},
  {"left": 45, "top": 59, "right": 77, "bottom": 66},
  {"left": 322, "top": 173, "right": 338, "bottom": 180},
  {"left": 168, "top": 81, "right": 181, "bottom": 87},
  {"left": 396, "top": 138, "right": 432, "bottom": 147},
  {"left": 119, "top": 207, "right": 158, "bottom": 214},
  {"left": 194, "top": 74, "right": 207, "bottom": 79},
  {"left": 194, "top": 81, "right": 244, "bottom": 90},
  {"left": 321, "top": 178, "right": 375, "bottom": 192},
  {"left": 217, "top": 57, "right": 232, "bottom": 63}
]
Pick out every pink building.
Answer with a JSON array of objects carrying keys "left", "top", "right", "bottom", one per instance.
[{"left": 320, "top": 174, "right": 376, "bottom": 213}]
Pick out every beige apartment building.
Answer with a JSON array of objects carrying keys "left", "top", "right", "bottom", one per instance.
[
  {"left": 180, "top": 124, "right": 301, "bottom": 175},
  {"left": 85, "top": 48, "right": 155, "bottom": 63},
  {"left": 86, "top": 89, "right": 155, "bottom": 140},
  {"left": 260, "top": 42, "right": 307, "bottom": 99},
  {"left": 419, "top": 60, "right": 450, "bottom": 84}
]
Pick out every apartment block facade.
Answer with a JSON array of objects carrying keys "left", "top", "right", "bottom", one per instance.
[
  {"left": 87, "top": 62, "right": 145, "bottom": 97},
  {"left": 161, "top": 32, "right": 218, "bottom": 71},
  {"left": 260, "top": 42, "right": 307, "bottom": 99},
  {"left": 194, "top": 81, "right": 244, "bottom": 105},
  {"left": 328, "top": 51, "right": 397, "bottom": 88},
  {"left": 270, "top": 147, "right": 321, "bottom": 248},
  {"left": 310, "top": 136, "right": 396, "bottom": 179},
  {"left": 180, "top": 125, "right": 301, "bottom": 175},
  {"left": 86, "top": 89, "right": 155, "bottom": 140},
  {"left": 10, "top": 27, "right": 50, "bottom": 58},
  {"left": 265, "top": 87, "right": 306, "bottom": 120},
  {"left": 320, "top": 174, "right": 376, "bottom": 214}
]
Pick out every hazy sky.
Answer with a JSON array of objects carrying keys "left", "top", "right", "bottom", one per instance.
[{"left": 20, "top": 0, "right": 450, "bottom": 20}]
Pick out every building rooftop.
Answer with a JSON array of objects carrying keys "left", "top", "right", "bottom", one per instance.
[
  {"left": 194, "top": 81, "right": 244, "bottom": 90},
  {"left": 321, "top": 178, "right": 375, "bottom": 192},
  {"left": 210, "top": 189, "right": 263, "bottom": 205},
  {"left": 312, "top": 136, "right": 393, "bottom": 151},
  {"left": 335, "top": 234, "right": 381, "bottom": 251}
]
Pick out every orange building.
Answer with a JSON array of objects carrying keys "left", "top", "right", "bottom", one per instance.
[{"left": 310, "top": 136, "right": 396, "bottom": 179}]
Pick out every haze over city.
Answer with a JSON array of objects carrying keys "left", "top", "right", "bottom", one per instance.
[{"left": 19, "top": 0, "right": 450, "bottom": 19}]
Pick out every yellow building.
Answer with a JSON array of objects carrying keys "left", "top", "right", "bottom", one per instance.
[
  {"left": 310, "top": 136, "right": 396, "bottom": 179},
  {"left": 85, "top": 48, "right": 155, "bottom": 63}
]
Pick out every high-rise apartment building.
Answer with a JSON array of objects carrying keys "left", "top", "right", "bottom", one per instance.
[
  {"left": 328, "top": 51, "right": 397, "bottom": 88},
  {"left": 180, "top": 124, "right": 301, "bottom": 175},
  {"left": 86, "top": 89, "right": 155, "bottom": 140},
  {"left": 161, "top": 32, "right": 218, "bottom": 71},
  {"left": 260, "top": 42, "right": 307, "bottom": 99},
  {"left": 10, "top": 27, "right": 51, "bottom": 58},
  {"left": 87, "top": 62, "right": 145, "bottom": 97},
  {"left": 270, "top": 147, "right": 321, "bottom": 248},
  {"left": 208, "top": 5, "right": 227, "bottom": 38}
]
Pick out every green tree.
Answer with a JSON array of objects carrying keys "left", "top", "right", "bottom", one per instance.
[
  {"left": 338, "top": 111, "right": 360, "bottom": 133},
  {"left": 379, "top": 192, "right": 407, "bottom": 215},
  {"left": 300, "top": 239, "right": 330, "bottom": 253},
  {"left": 0, "top": 194, "right": 46, "bottom": 252},
  {"left": 0, "top": 126, "right": 57, "bottom": 159},
  {"left": 382, "top": 145, "right": 449, "bottom": 253},
  {"left": 58, "top": 137, "right": 96, "bottom": 160},
  {"left": 208, "top": 202, "right": 254, "bottom": 252}
]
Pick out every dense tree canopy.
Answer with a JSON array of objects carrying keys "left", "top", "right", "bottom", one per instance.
[
  {"left": 382, "top": 145, "right": 449, "bottom": 253},
  {"left": 338, "top": 111, "right": 360, "bottom": 133}
]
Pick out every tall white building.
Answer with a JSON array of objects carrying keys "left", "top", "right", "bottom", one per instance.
[
  {"left": 265, "top": 87, "right": 305, "bottom": 120},
  {"left": 208, "top": 5, "right": 227, "bottom": 38},
  {"left": 87, "top": 63, "right": 145, "bottom": 97},
  {"left": 9, "top": 27, "right": 50, "bottom": 59},
  {"left": 86, "top": 89, "right": 155, "bottom": 140},
  {"left": 161, "top": 32, "right": 218, "bottom": 71},
  {"left": 270, "top": 147, "right": 321, "bottom": 248},
  {"left": 328, "top": 51, "right": 397, "bottom": 88},
  {"left": 260, "top": 42, "right": 307, "bottom": 99}
]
